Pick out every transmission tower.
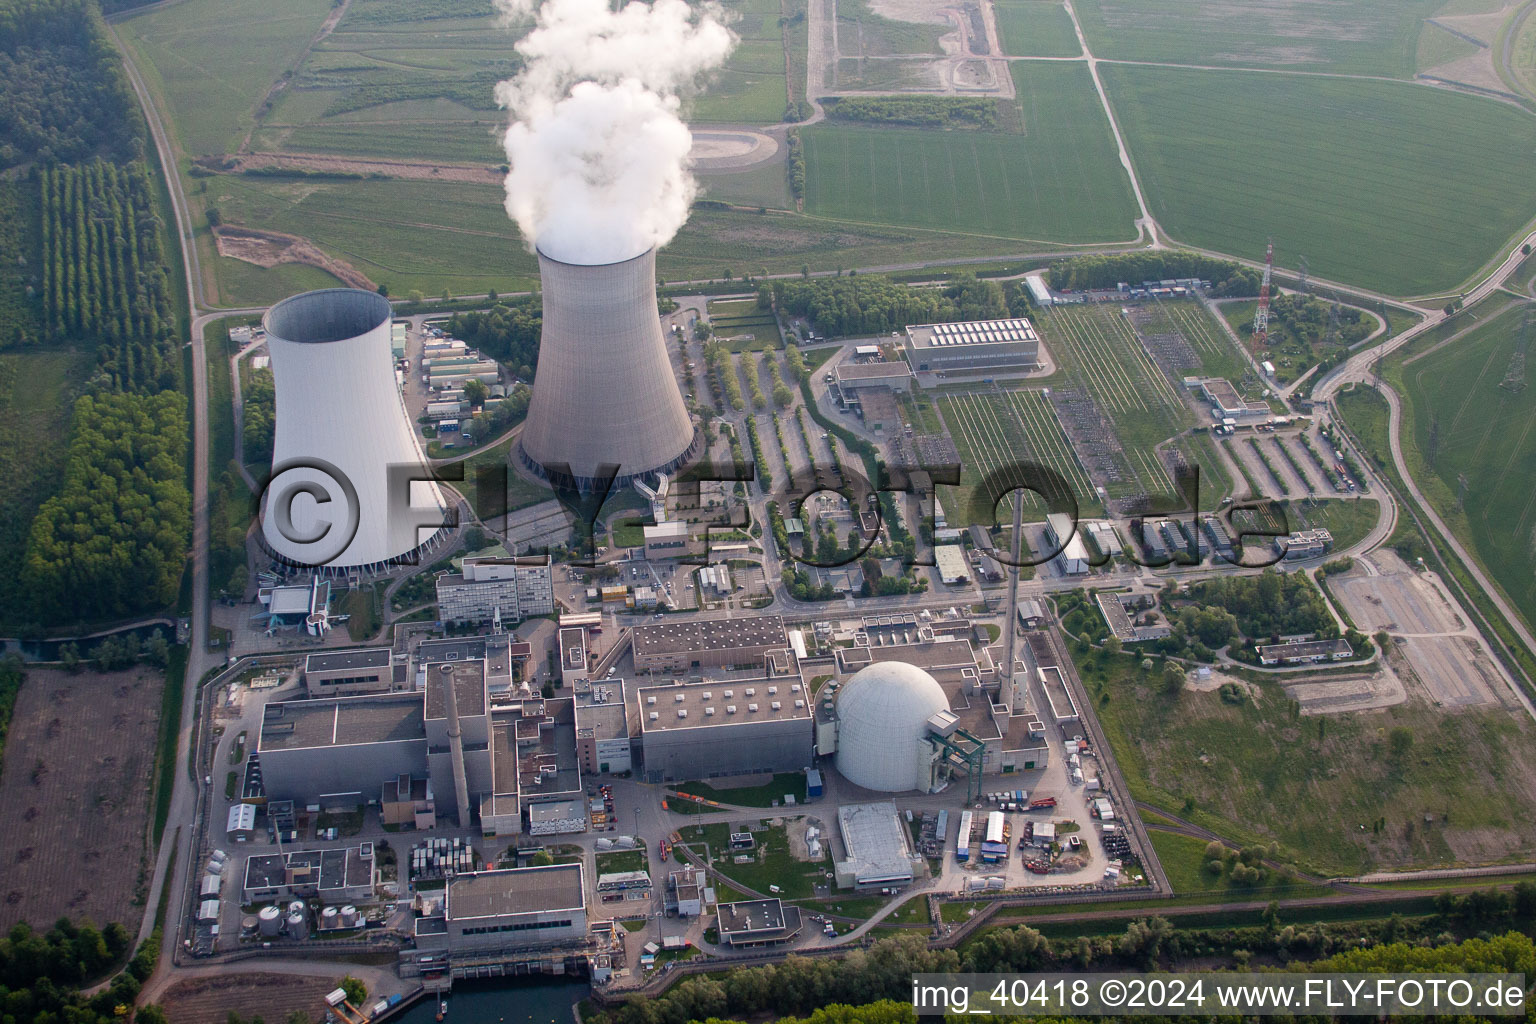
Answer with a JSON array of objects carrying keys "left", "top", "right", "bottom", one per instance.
[{"left": 1252, "top": 239, "right": 1274, "bottom": 347}]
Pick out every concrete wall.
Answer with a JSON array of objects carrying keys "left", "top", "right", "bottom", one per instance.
[{"left": 641, "top": 717, "right": 813, "bottom": 782}]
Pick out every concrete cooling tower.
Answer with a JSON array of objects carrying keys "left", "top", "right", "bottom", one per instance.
[
  {"left": 518, "top": 248, "right": 698, "bottom": 490},
  {"left": 260, "top": 288, "right": 449, "bottom": 571}
]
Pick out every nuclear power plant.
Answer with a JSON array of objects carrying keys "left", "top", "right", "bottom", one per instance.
[
  {"left": 518, "top": 248, "right": 699, "bottom": 491},
  {"left": 260, "top": 288, "right": 449, "bottom": 571}
]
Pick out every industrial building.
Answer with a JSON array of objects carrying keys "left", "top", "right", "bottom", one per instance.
[
  {"left": 831, "top": 661, "right": 955, "bottom": 793},
  {"left": 257, "top": 692, "right": 429, "bottom": 809},
  {"left": 435, "top": 555, "right": 555, "bottom": 626},
  {"left": 833, "top": 802, "right": 918, "bottom": 889},
  {"left": 303, "top": 647, "right": 399, "bottom": 697},
  {"left": 414, "top": 865, "right": 588, "bottom": 954},
  {"left": 1258, "top": 637, "right": 1352, "bottom": 665},
  {"left": 1045, "top": 513, "right": 1091, "bottom": 575},
  {"left": 635, "top": 677, "right": 813, "bottom": 782},
  {"left": 1200, "top": 378, "right": 1269, "bottom": 419},
  {"left": 715, "top": 898, "right": 803, "bottom": 946},
  {"left": 630, "top": 615, "right": 788, "bottom": 672},
  {"left": 518, "top": 248, "right": 699, "bottom": 490},
  {"left": 256, "top": 577, "right": 333, "bottom": 636},
  {"left": 1277, "top": 527, "right": 1333, "bottom": 560},
  {"left": 934, "top": 544, "right": 969, "bottom": 585},
  {"left": 904, "top": 317, "right": 1041, "bottom": 375},
  {"left": 259, "top": 288, "right": 448, "bottom": 571},
  {"left": 575, "top": 680, "right": 632, "bottom": 775},
  {"left": 242, "top": 845, "right": 376, "bottom": 904},
  {"left": 642, "top": 520, "right": 693, "bottom": 559},
  {"left": 833, "top": 359, "right": 913, "bottom": 394}
]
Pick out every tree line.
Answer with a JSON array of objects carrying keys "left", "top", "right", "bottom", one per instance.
[
  {"left": 447, "top": 297, "right": 541, "bottom": 382},
  {"left": 589, "top": 904, "right": 1536, "bottom": 1024},
  {"left": 0, "top": 0, "right": 145, "bottom": 172},
  {"left": 0, "top": 918, "right": 163, "bottom": 1024},
  {"left": 242, "top": 365, "right": 275, "bottom": 463},
  {"left": 761, "top": 274, "right": 1030, "bottom": 338},
  {"left": 1181, "top": 568, "right": 1334, "bottom": 641},
  {"left": 822, "top": 96, "right": 1000, "bottom": 130},
  {"left": 21, "top": 390, "right": 190, "bottom": 623},
  {"left": 39, "top": 159, "right": 180, "bottom": 392},
  {"left": 1047, "top": 250, "right": 1261, "bottom": 296}
]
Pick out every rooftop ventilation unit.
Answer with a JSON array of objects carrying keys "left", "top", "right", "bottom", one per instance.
[
  {"left": 726, "top": 705, "right": 736, "bottom": 714},
  {"left": 648, "top": 711, "right": 659, "bottom": 721},
  {"left": 768, "top": 686, "right": 778, "bottom": 695},
  {"left": 723, "top": 690, "right": 733, "bottom": 698},
  {"left": 771, "top": 702, "right": 781, "bottom": 711},
  {"left": 677, "top": 709, "right": 687, "bottom": 719},
  {"left": 795, "top": 700, "right": 805, "bottom": 708},
  {"left": 704, "top": 707, "right": 715, "bottom": 716},
  {"left": 748, "top": 703, "right": 758, "bottom": 713}
]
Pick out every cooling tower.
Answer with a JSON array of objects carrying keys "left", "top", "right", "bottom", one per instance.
[
  {"left": 260, "top": 288, "right": 449, "bottom": 570},
  {"left": 518, "top": 248, "right": 698, "bottom": 490}
]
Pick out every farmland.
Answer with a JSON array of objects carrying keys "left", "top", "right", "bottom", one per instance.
[
  {"left": 690, "top": 0, "right": 791, "bottom": 123},
  {"left": 1077, "top": 645, "right": 1536, "bottom": 875},
  {"left": 993, "top": 0, "right": 1080, "bottom": 58},
  {"left": 0, "top": 666, "right": 165, "bottom": 931},
  {"left": 1072, "top": 0, "right": 1439, "bottom": 76},
  {"left": 1390, "top": 303, "right": 1536, "bottom": 634},
  {"left": 802, "top": 63, "right": 1138, "bottom": 243},
  {"left": 1102, "top": 65, "right": 1536, "bottom": 296}
]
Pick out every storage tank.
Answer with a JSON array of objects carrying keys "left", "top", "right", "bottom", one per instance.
[
  {"left": 258, "top": 904, "right": 283, "bottom": 937},
  {"left": 287, "top": 900, "right": 306, "bottom": 917},
  {"left": 321, "top": 906, "right": 340, "bottom": 930},
  {"left": 286, "top": 910, "right": 310, "bottom": 940},
  {"left": 240, "top": 915, "right": 259, "bottom": 937},
  {"left": 518, "top": 248, "right": 698, "bottom": 491},
  {"left": 259, "top": 288, "right": 449, "bottom": 570},
  {"left": 339, "top": 905, "right": 360, "bottom": 929}
]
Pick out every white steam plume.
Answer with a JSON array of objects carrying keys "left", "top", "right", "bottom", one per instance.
[{"left": 494, "top": 0, "right": 736, "bottom": 266}]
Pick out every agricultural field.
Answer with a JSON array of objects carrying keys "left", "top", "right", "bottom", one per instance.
[
  {"left": 1390, "top": 303, "right": 1536, "bottom": 634},
  {"left": 1102, "top": 65, "right": 1536, "bottom": 296},
  {"left": 801, "top": 63, "right": 1138, "bottom": 242},
  {"left": 1077, "top": 645, "right": 1536, "bottom": 875},
  {"left": 690, "top": 0, "right": 791, "bottom": 123},
  {"left": 1072, "top": 0, "right": 1439, "bottom": 76},
  {"left": 993, "top": 0, "right": 1080, "bottom": 58},
  {"left": 836, "top": 0, "right": 948, "bottom": 56},
  {"left": 696, "top": 158, "right": 792, "bottom": 211},
  {"left": 161, "top": 974, "right": 356, "bottom": 1024},
  {"left": 0, "top": 666, "right": 165, "bottom": 931},
  {"left": 1515, "top": 9, "right": 1536, "bottom": 98}
]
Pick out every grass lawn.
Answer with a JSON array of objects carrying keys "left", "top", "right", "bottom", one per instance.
[
  {"left": 691, "top": 0, "right": 789, "bottom": 123},
  {"left": 1073, "top": 0, "right": 1438, "bottom": 76},
  {"left": 1078, "top": 645, "right": 1536, "bottom": 875},
  {"left": 340, "top": 583, "right": 384, "bottom": 642},
  {"left": 1103, "top": 65, "right": 1536, "bottom": 296},
  {"left": 1388, "top": 303, "right": 1536, "bottom": 634},
  {"left": 700, "top": 821, "right": 823, "bottom": 897},
  {"left": 1149, "top": 830, "right": 1329, "bottom": 897},
  {"left": 675, "top": 772, "right": 807, "bottom": 807},
  {"left": 594, "top": 849, "right": 649, "bottom": 875},
  {"left": 994, "top": 0, "right": 1080, "bottom": 57},
  {"left": 802, "top": 63, "right": 1138, "bottom": 243},
  {"left": 1291, "top": 497, "right": 1381, "bottom": 552}
]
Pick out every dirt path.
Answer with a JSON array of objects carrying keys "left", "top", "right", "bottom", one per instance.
[{"left": 238, "top": 0, "right": 354, "bottom": 153}]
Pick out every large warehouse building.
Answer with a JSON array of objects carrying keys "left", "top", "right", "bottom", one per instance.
[
  {"left": 904, "top": 317, "right": 1041, "bottom": 375},
  {"left": 631, "top": 615, "right": 789, "bottom": 672},
  {"left": 636, "top": 677, "right": 813, "bottom": 782},
  {"left": 414, "top": 864, "right": 588, "bottom": 954}
]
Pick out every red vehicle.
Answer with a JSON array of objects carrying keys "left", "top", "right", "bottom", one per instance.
[
  {"left": 659, "top": 839, "right": 671, "bottom": 862},
  {"left": 1025, "top": 861, "right": 1050, "bottom": 875},
  {"left": 1029, "top": 797, "right": 1057, "bottom": 810}
]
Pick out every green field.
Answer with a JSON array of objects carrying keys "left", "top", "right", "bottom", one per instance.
[
  {"left": 993, "top": 0, "right": 1080, "bottom": 58},
  {"left": 1391, "top": 303, "right": 1536, "bottom": 633},
  {"left": 1288, "top": 497, "right": 1382, "bottom": 552},
  {"left": 1073, "top": 0, "right": 1438, "bottom": 76},
  {"left": 802, "top": 63, "right": 1138, "bottom": 242},
  {"left": 1079, "top": 645, "right": 1536, "bottom": 875},
  {"left": 691, "top": 0, "right": 791, "bottom": 123},
  {"left": 1103, "top": 65, "right": 1536, "bottom": 296},
  {"left": 115, "top": 0, "right": 336, "bottom": 155},
  {"left": 1415, "top": 21, "right": 1480, "bottom": 71}
]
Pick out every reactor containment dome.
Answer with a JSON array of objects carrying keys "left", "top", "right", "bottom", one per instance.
[
  {"left": 835, "top": 661, "right": 950, "bottom": 793},
  {"left": 518, "top": 248, "right": 699, "bottom": 491},
  {"left": 260, "top": 288, "right": 449, "bottom": 572}
]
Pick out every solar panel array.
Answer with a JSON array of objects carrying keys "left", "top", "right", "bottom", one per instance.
[{"left": 918, "top": 318, "right": 1037, "bottom": 346}]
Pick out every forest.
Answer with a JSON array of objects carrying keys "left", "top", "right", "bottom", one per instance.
[
  {"left": 0, "top": 918, "right": 164, "bottom": 1024},
  {"left": 0, "top": 0, "right": 144, "bottom": 171},
  {"left": 763, "top": 274, "right": 1028, "bottom": 337},
  {"left": 447, "top": 297, "right": 542, "bottom": 382},
  {"left": 40, "top": 160, "right": 180, "bottom": 392},
  {"left": 1180, "top": 568, "right": 1334, "bottom": 640},
  {"left": 242, "top": 365, "right": 275, "bottom": 464},
  {"left": 822, "top": 96, "right": 1000, "bottom": 130},
  {"left": 21, "top": 390, "right": 190, "bottom": 623},
  {"left": 1047, "top": 251, "right": 1261, "bottom": 296}
]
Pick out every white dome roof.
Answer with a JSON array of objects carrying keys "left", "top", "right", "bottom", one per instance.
[{"left": 834, "top": 661, "right": 950, "bottom": 793}]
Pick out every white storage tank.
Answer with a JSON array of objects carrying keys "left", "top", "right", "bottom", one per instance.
[
  {"left": 258, "top": 904, "right": 283, "bottom": 937},
  {"left": 339, "top": 905, "right": 360, "bottom": 929},
  {"left": 287, "top": 900, "right": 306, "bottom": 917},
  {"left": 321, "top": 906, "right": 340, "bottom": 930},
  {"left": 240, "top": 915, "right": 259, "bottom": 937},
  {"left": 286, "top": 910, "right": 309, "bottom": 940}
]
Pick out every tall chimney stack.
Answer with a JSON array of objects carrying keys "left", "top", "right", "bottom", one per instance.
[{"left": 439, "top": 664, "right": 472, "bottom": 827}]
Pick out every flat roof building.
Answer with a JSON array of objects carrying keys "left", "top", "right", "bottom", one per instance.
[
  {"left": 716, "top": 898, "right": 803, "bottom": 946},
  {"left": 436, "top": 555, "right": 554, "bottom": 627},
  {"left": 440, "top": 865, "right": 587, "bottom": 953},
  {"left": 575, "top": 680, "right": 632, "bottom": 775},
  {"left": 1046, "top": 513, "right": 1090, "bottom": 575},
  {"left": 834, "top": 801, "right": 916, "bottom": 889},
  {"left": 257, "top": 693, "right": 427, "bottom": 806},
  {"left": 304, "top": 647, "right": 394, "bottom": 697},
  {"left": 242, "top": 845, "right": 376, "bottom": 904},
  {"left": 631, "top": 615, "right": 788, "bottom": 672},
  {"left": 904, "top": 317, "right": 1041, "bottom": 375},
  {"left": 1277, "top": 527, "right": 1333, "bottom": 560},
  {"left": 1258, "top": 637, "right": 1352, "bottom": 665},
  {"left": 635, "top": 677, "right": 813, "bottom": 782},
  {"left": 643, "top": 520, "right": 693, "bottom": 560},
  {"left": 934, "top": 544, "right": 969, "bottom": 585},
  {"left": 834, "top": 359, "right": 913, "bottom": 393}
]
